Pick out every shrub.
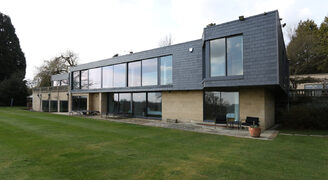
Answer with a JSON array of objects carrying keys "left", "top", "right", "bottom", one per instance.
[{"left": 281, "top": 103, "right": 328, "bottom": 130}]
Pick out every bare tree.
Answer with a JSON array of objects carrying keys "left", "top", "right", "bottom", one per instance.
[
  {"left": 33, "top": 50, "right": 79, "bottom": 87},
  {"left": 159, "top": 34, "right": 173, "bottom": 47}
]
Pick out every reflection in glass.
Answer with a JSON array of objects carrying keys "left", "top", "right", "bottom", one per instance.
[
  {"left": 60, "top": 101, "right": 68, "bottom": 112},
  {"left": 73, "top": 71, "right": 80, "bottom": 89},
  {"left": 72, "top": 96, "right": 87, "bottom": 111},
  {"left": 89, "top": 68, "right": 101, "bottom": 89},
  {"left": 42, "top": 100, "right": 49, "bottom": 112},
  {"left": 128, "top": 61, "right": 141, "bottom": 87},
  {"left": 50, "top": 101, "right": 58, "bottom": 112},
  {"left": 142, "top": 58, "right": 158, "bottom": 86},
  {"left": 227, "top": 36, "right": 243, "bottom": 75},
  {"left": 53, "top": 81, "right": 60, "bottom": 87},
  {"left": 204, "top": 91, "right": 239, "bottom": 122},
  {"left": 210, "top": 38, "right": 225, "bottom": 77},
  {"left": 61, "top": 79, "right": 68, "bottom": 86},
  {"left": 119, "top": 93, "right": 132, "bottom": 114},
  {"left": 114, "top": 63, "right": 126, "bottom": 87},
  {"left": 147, "top": 92, "right": 162, "bottom": 117},
  {"left": 133, "top": 93, "right": 146, "bottom": 116},
  {"left": 102, "top": 66, "right": 113, "bottom": 88},
  {"left": 114, "top": 93, "right": 119, "bottom": 113},
  {"left": 81, "top": 70, "right": 89, "bottom": 89},
  {"left": 160, "top": 56, "right": 172, "bottom": 85}
]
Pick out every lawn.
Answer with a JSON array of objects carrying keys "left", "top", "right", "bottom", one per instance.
[{"left": 0, "top": 107, "right": 327, "bottom": 180}]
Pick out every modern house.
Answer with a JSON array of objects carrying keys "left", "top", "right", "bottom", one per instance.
[{"left": 32, "top": 10, "right": 289, "bottom": 130}]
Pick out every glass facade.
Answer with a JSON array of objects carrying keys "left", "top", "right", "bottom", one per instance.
[
  {"left": 89, "top": 68, "right": 101, "bottom": 89},
  {"left": 160, "top": 55, "right": 172, "bottom": 85},
  {"left": 50, "top": 101, "right": 58, "bottom": 112},
  {"left": 61, "top": 79, "right": 68, "bottom": 86},
  {"left": 204, "top": 91, "right": 239, "bottom": 122},
  {"left": 142, "top": 58, "right": 158, "bottom": 86},
  {"left": 53, "top": 80, "right": 60, "bottom": 87},
  {"left": 113, "top": 64, "right": 126, "bottom": 87},
  {"left": 73, "top": 71, "right": 80, "bottom": 89},
  {"left": 107, "top": 92, "right": 161, "bottom": 118},
  {"left": 81, "top": 70, "right": 89, "bottom": 89},
  {"left": 42, "top": 100, "right": 49, "bottom": 112},
  {"left": 72, "top": 96, "right": 87, "bottom": 111},
  {"left": 147, "top": 92, "right": 162, "bottom": 117},
  {"left": 227, "top": 36, "right": 243, "bottom": 76},
  {"left": 60, "top": 101, "right": 68, "bottom": 112},
  {"left": 210, "top": 35, "right": 243, "bottom": 77},
  {"left": 102, "top": 66, "right": 113, "bottom": 88},
  {"left": 210, "top": 38, "right": 226, "bottom": 77},
  {"left": 119, "top": 93, "right": 132, "bottom": 114},
  {"left": 133, "top": 93, "right": 146, "bottom": 116},
  {"left": 71, "top": 54, "right": 172, "bottom": 90},
  {"left": 128, "top": 61, "right": 141, "bottom": 87}
]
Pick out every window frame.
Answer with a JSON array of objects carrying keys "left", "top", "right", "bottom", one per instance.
[{"left": 209, "top": 34, "right": 243, "bottom": 77}]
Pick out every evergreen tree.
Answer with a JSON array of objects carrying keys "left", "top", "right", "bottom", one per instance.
[
  {"left": 0, "top": 12, "right": 27, "bottom": 106},
  {"left": 287, "top": 17, "right": 328, "bottom": 75}
]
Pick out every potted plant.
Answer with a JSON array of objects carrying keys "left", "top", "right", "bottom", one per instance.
[{"left": 248, "top": 122, "right": 261, "bottom": 137}]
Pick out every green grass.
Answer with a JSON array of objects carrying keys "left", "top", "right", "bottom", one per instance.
[
  {"left": 279, "top": 128, "right": 328, "bottom": 135},
  {"left": 0, "top": 107, "right": 327, "bottom": 180}
]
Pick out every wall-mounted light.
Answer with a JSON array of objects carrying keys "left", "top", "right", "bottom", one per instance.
[{"left": 189, "top": 48, "right": 194, "bottom": 53}]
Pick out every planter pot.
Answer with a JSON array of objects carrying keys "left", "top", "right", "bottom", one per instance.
[{"left": 249, "top": 127, "right": 261, "bottom": 137}]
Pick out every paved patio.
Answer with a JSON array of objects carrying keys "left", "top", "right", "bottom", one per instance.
[{"left": 88, "top": 116, "right": 279, "bottom": 140}]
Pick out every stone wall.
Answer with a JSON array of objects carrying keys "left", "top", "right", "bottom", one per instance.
[
  {"left": 240, "top": 88, "right": 275, "bottom": 129},
  {"left": 162, "top": 91, "right": 203, "bottom": 123}
]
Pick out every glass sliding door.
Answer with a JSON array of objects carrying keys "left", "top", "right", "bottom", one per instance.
[
  {"left": 147, "top": 92, "right": 162, "bottom": 117},
  {"left": 119, "top": 93, "right": 132, "bottom": 114},
  {"left": 204, "top": 91, "right": 239, "bottom": 122},
  {"left": 50, "top": 101, "right": 58, "bottom": 112},
  {"left": 133, "top": 93, "right": 146, "bottom": 116},
  {"left": 60, "top": 101, "right": 68, "bottom": 112},
  {"left": 42, "top": 100, "right": 49, "bottom": 112}
]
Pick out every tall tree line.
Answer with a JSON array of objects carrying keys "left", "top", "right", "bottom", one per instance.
[
  {"left": 287, "top": 16, "right": 328, "bottom": 75},
  {"left": 0, "top": 12, "right": 27, "bottom": 106}
]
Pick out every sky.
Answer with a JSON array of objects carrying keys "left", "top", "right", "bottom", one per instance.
[{"left": 1, "top": 0, "right": 327, "bottom": 80}]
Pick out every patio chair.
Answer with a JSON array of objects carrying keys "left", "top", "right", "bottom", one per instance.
[
  {"left": 241, "top": 116, "right": 259, "bottom": 127},
  {"left": 215, "top": 114, "right": 227, "bottom": 128}
]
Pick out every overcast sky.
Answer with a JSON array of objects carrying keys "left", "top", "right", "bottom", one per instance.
[{"left": 1, "top": 0, "right": 327, "bottom": 80}]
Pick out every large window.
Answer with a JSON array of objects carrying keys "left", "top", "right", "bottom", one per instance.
[
  {"left": 107, "top": 92, "right": 161, "bottom": 118},
  {"left": 53, "top": 81, "right": 60, "bottom": 87},
  {"left": 210, "top": 38, "right": 226, "bottom": 77},
  {"left": 147, "top": 92, "right": 162, "bottom": 117},
  {"left": 119, "top": 93, "right": 132, "bottom": 114},
  {"left": 81, "top": 70, "right": 89, "bottom": 89},
  {"left": 102, "top": 66, "right": 113, "bottom": 88},
  {"left": 61, "top": 79, "right": 68, "bottom": 86},
  {"left": 210, "top": 35, "right": 243, "bottom": 77},
  {"left": 160, "top": 55, "right": 172, "bottom": 85},
  {"left": 142, "top": 58, "right": 158, "bottom": 86},
  {"left": 227, "top": 36, "right": 243, "bottom": 76},
  {"left": 133, "top": 93, "right": 146, "bottom": 116},
  {"left": 204, "top": 91, "right": 239, "bottom": 122},
  {"left": 128, "top": 61, "right": 141, "bottom": 87},
  {"left": 60, "top": 101, "right": 68, "bottom": 112},
  {"left": 89, "top": 68, "right": 101, "bottom": 89},
  {"left": 42, "top": 100, "right": 49, "bottom": 112},
  {"left": 72, "top": 71, "right": 80, "bottom": 89},
  {"left": 50, "top": 101, "right": 58, "bottom": 112},
  {"left": 113, "top": 63, "right": 126, "bottom": 87},
  {"left": 72, "top": 96, "right": 87, "bottom": 111}
]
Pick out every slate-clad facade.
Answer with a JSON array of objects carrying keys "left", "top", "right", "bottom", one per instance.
[{"left": 33, "top": 10, "right": 289, "bottom": 130}]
